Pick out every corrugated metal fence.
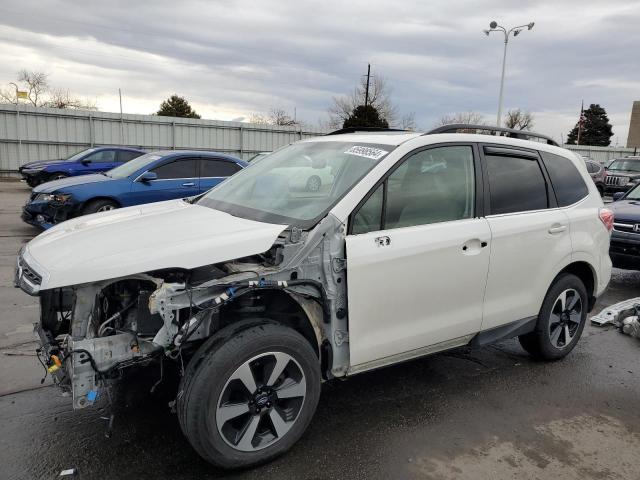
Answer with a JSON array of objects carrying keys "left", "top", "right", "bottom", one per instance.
[
  {"left": 2, "top": 103, "right": 637, "bottom": 172},
  {"left": 564, "top": 144, "right": 637, "bottom": 164},
  {"left": 0, "top": 104, "right": 328, "bottom": 172}
]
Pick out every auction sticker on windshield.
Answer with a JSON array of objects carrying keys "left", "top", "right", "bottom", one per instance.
[{"left": 344, "top": 146, "right": 389, "bottom": 160}]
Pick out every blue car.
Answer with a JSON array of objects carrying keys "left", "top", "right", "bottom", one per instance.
[
  {"left": 22, "top": 150, "right": 247, "bottom": 229},
  {"left": 18, "top": 146, "right": 146, "bottom": 187}
]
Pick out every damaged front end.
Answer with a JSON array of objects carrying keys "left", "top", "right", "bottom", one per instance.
[{"left": 20, "top": 214, "right": 350, "bottom": 410}]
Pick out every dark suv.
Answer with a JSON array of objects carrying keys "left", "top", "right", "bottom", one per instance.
[
  {"left": 609, "top": 182, "right": 640, "bottom": 270},
  {"left": 584, "top": 160, "right": 606, "bottom": 196},
  {"left": 604, "top": 157, "right": 640, "bottom": 195}
]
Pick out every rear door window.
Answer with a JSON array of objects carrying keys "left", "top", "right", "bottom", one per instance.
[
  {"left": 485, "top": 148, "right": 548, "bottom": 215},
  {"left": 541, "top": 152, "right": 589, "bottom": 206},
  {"left": 200, "top": 159, "right": 242, "bottom": 177},
  {"left": 152, "top": 158, "right": 198, "bottom": 179},
  {"left": 117, "top": 150, "right": 143, "bottom": 163}
]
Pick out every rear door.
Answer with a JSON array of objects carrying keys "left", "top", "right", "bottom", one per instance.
[
  {"left": 480, "top": 145, "right": 572, "bottom": 331},
  {"left": 199, "top": 158, "right": 242, "bottom": 193},
  {"left": 128, "top": 156, "right": 199, "bottom": 204},
  {"left": 345, "top": 144, "right": 491, "bottom": 370}
]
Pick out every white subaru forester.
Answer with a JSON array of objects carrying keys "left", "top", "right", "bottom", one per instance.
[{"left": 16, "top": 125, "right": 612, "bottom": 468}]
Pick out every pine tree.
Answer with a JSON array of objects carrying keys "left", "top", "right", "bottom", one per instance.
[
  {"left": 156, "top": 94, "right": 201, "bottom": 119},
  {"left": 566, "top": 104, "right": 613, "bottom": 146},
  {"left": 343, "top": 105, "right": 389, "bottom": 129}
]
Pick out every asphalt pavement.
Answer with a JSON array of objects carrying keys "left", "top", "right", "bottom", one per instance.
[{"left": 1, "top": 180, "right": 639, "bottom": 480}]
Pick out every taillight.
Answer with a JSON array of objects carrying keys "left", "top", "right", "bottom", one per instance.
[{"left": 599, "top": 208, "right": 614, "bottom": 232}]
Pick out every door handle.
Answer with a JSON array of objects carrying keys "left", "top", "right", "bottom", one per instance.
[
  {"left": 374, "top": 236, "right": 391, "bottom": 247},
  {"left": 548, "top": 224, "right": 567, "bottom": 234},
  {"left": 181, "top": 182, "right": 196, "bottom": 187}
]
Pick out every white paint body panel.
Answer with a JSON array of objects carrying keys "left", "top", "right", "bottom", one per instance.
[
  {"left": 24, "top": 199, "right": 287, "bottom": 290},
  {"left": 346, "top": 218, "right": 491, "bottom": 367},
  {"left": 481, "top": 208, "right": 572, "bottom": 330}
]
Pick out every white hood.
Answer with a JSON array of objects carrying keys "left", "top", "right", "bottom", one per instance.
[{"left": 24, "top": 199, "right": 288, "bottom": 290}]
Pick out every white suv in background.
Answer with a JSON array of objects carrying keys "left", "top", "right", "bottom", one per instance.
[{"left": 16, "top": 125, "right": 612, "bottom": 469}]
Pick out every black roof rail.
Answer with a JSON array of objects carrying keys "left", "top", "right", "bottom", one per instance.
[
  {"left": 425, "top": 124, "right": 559, "bottom": 147},
  {"left": 326, "top": 127, "right": 410, "bottom": 135}
]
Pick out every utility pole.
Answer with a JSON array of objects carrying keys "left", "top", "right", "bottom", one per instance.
[
  {"left": 119, "top": 88, "right": 124, "bottom": 145},
  {"left": 364, "top": 63, "right": 371, "bottom": 107}
]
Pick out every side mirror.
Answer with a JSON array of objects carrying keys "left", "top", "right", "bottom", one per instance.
[
  {"left": 612, "top": 192, "right": 625, "bottom": 202},
  {"left": 139, "top": 171, "right": 157, "bottom": 183},
  {"left": 81, "top": 159, "right": 92, "bottom": 165}
]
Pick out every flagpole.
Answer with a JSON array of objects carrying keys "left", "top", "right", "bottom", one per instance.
[{"left": 577, "top": 100, "right": 584, "bottom": 145}]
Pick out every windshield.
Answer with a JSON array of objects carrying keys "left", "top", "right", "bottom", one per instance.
[
  {"left": 608, "top": 159, "right": 640, "bottom": 172},
  {"left": 65, "top": 148, "right": 96, "bottom": 162},
  {"left": 106, "top": 153, "right": 162, "bottom": 179},
  {"left": 626, "top": 184, "right": 640, "bottom": 200},
  {"left": 197, "top": 141, "right": 395, "bottom": 226}
]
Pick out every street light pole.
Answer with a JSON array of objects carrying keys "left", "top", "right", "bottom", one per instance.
[{"left": 484, "top": 21, "right": 535, "bottom": 127}]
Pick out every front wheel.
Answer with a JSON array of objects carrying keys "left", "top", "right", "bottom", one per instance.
[
  {"left": 519, "top": 273, "right": 588, "bottom": 360},
  {"left": 83, "top": 199, "right": 118, "bottom": 214},
  {"left": 48, "top": 172, "right": 68, "bottom": 182},
  {"left": 178, "top": 322, "right": 321, "bottom": 469}
]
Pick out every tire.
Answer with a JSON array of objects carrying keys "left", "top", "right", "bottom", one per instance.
[
  {"left": 48, "top": 172, "right": 68, "bottom": 182},
  {"left": 83, "top": 198, "right": 118, "bottom": 214},
  {"left": 596, "top": 185, "right": 604, "bottom": 197},
  {"left": 305, "top": 175, "right": 321, "bottom": 192},
  {"left": 26, "top": 178, "right": 39, "bottom": 188},
  {"left": 519, "top": 273, "right": 588, "bottom": 360},
  {"left": 177, "top": 321, "right": 321, "bottom": 469}
]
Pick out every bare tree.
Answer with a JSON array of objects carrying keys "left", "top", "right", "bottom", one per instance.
[
  {"left": 328, "top": 75, "right": 398, "bottom": 128},
  {"left": 503, "top": 109, "right": 534, "bottom": 130},
  {"left": 18, "top": 70, "right": 49, "bottom": 106},
  {"left": 400, "top": 112, "right": 417, "bottom": 131},
  {"left": 250, "top": 108, "right": 300, "bottom": 127},
  {"left": 1, "top": 70, "right": 98, "bottom": 110},
  {"left": 437, "top": 111, "right": 486, "bottom": 126},
  {"left": 45, "top": 88, "right": 98, "bottom": 110}
]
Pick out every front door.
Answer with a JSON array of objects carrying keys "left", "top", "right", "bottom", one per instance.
[
  {"left": 345, "top": 144, "right": 491, "bottom": 370},
  {"left": 127, "top": 156, "right": 200, "bottom": 205}
]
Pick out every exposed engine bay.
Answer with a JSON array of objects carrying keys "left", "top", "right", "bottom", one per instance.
[{"left": 30, "top": 215, "right": 349, "bottom": 410}]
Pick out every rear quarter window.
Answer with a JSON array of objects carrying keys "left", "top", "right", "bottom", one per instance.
[{"left": 541, "top": 152, "right": 589, "bottom": 206}]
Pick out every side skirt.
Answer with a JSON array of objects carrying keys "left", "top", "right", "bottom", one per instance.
[{"left": 469, "top": 316, "right": 538, "bottom": 347}]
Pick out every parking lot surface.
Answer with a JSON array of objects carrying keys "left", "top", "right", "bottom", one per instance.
[{"left": 1, "top": 180, "right": 639, "bottom": 480}]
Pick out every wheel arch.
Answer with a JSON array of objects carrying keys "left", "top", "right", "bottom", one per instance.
[
  {"left": 81, "top": 196, "right": 123, "bottom": 210},
  {"left": 554, "top": 261, "right": 597, "bottom": 311},
  {"left": 219, "top": 288, "right": 323, "bottom": 358}
]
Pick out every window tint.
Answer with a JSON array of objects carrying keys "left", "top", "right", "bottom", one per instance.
[
  {"left": 541, "top": 152, "right": 589, "bottom": 206},
  {"left": 85, "top": 150, "right": 116, "bottom": 162},
  {"left": 352, "top": 184, "right": 383, "bottom": 234},
  {"left": 151, "top": 158, "right": 197, "bottom": 179},
  {"left": 350, "top": 145, "right": 475, "bottom": 233},
  {"left": 201, "top": 159, "right": 241, "bottom": 177},
  {"left": 486, "top": 152, "right": 548, "bottom": 214},
  {"left": 117, "top": 150, "right": 142, "bottom": 163}
]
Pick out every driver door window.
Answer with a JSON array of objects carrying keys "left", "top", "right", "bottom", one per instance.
[{"left": 351, "top": 145, "right": 476, "bottom": 233}]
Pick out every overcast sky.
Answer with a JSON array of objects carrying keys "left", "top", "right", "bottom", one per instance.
[{"left": 0, "top": 0, "right": 638, "bottom": 144}]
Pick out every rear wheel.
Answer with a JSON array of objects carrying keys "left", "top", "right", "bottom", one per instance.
[
  {"left": 83, "top": 199, "right": 118, "bottom": 214},
  {"left": 596, "top": 184, "right": 604, "bottom": 197},
  {"left": 178, "top": 322, "right": 321, "bottom": 469},
  {"left": 519, "top": 273, "right": 588, "bottom": 360}
]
